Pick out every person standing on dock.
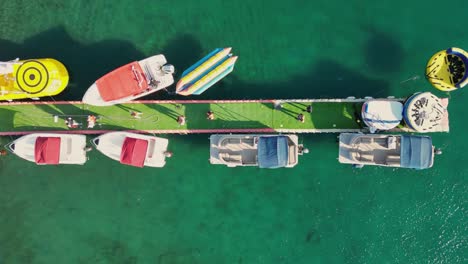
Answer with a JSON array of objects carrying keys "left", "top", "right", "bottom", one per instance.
[
  {"left": 87, "top": 115, "right": 97, "bottom": 128},
  {"left": 206, "top": 111, "right": 215, "bottom": 120},
  {"left": 177, "top": 115, "right": 186, "bottom": 125},
  {"left": 297, "top": 113, "right": 305, "bottom": 123},
  {"left": 65, "top": 117, "right": 80, "bottom": 128},
  {"left": 130, "top": 111, "right": 142, "bottom": 119}
]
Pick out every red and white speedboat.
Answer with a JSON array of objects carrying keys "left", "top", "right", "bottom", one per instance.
[
  {"left": 92, "top": 132, "right": 169, "bottom": 168},
  {"left": 82, "top": 54, "right": 175, "bottom": 106},
  {"left": 7, "top": 133, "right": 88, "bottom": 165}
]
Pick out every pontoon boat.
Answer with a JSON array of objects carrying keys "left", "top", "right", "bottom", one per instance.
[
  {"left": 338, "top": 133, "right": 437, "bottom": 169},
  {"left": 209, "top": 134, "right": 306, "bottom": 168}
]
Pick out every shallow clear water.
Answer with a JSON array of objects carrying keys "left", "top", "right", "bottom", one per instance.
[{"left": 0, "top": 1, "right": 466, "bottom": 263}]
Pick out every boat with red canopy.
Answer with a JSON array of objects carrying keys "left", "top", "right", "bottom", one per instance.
[
  {"left": 82, "top": 54, "right": 175, "bottom": 106},
  {"left": 6, "top": 133, "right": 88, "bottom": 165},
  {"left": 92, "top": 132, "right": 169, "bottom": 167}
]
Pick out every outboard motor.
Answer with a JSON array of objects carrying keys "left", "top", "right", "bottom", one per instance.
[
  {"left": 298, "top": 145, "right": 309, "bottom": 155},
  {"left": 161, "top": 64, "right": 175, "bottom": 75}
]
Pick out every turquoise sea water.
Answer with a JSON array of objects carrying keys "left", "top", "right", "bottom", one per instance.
[{"left": 0, "top": 1, "right": 466, "bottom": 263}]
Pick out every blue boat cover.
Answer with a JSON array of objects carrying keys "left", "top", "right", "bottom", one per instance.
[
  {"left": 258, "top": 136, "right": 289, "bottom": 168},
  {"left": 400, "top": 135, "right": 433, "bottom": 169}
]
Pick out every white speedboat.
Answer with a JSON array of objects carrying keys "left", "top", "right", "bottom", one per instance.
[
  {"left": 92, "top": 132, "right": 169, "bottom": 167},
  {"left": 338, "top": 133, "right": 439, "bottom": 169},
  {"left": 7, "top": 133, "right": 87, "bottom": 165},
  {"left": 209, "top": 134, "right": 307, "bottom": 168},
  {"left": 82, "top": 54, "right": 175, "bottom": 106}
]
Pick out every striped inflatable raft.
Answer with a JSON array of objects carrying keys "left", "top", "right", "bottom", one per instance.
[{"left": 176, "top": 47, "right": 238, "bottom": 96}]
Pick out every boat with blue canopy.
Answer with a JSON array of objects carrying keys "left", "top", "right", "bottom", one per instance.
[
  {"left": 209, "top": 134, "right": 307, "bottom": 168},
  {"left": 338, "top": 133, "right": 439, "bottom": 169}
]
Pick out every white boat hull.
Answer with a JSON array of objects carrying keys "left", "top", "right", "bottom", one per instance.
[
  {"left": 92, "top": 131, "right": 169, "bottom": 167},
  {"left": 82, "top": 55, "right": 174, "bottom": 106},
  {"left": 7, "top": 133, "right": 87, "bottom": 165}
]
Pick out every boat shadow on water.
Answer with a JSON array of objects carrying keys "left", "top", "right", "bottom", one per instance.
[
  {"left": 143, "top": 32, "right": 396, "bottom": 101},
  {"left": 203, "top": 59, "right": 392, "bottom": 100},
  {"left": 362, "top": 25, "right": 405, "bottom": 75},
  {"left": 0, "top": 27, "right": 398, "bottom": 102}
]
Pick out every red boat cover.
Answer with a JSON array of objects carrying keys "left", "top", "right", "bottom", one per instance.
[
  {"left": 96, "top": 61, "right": 149, "bottom": 102},
  {"left": 120, "top": 137, "right": 149, "bottom": 167},
  {"left": 34, "top": 137, "right": 61, "bottom": 165}
]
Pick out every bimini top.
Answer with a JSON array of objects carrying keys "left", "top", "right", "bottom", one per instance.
[
  {"left": 362, "top": 100, "right": 403, "bottom": 132},
  {"left": 400, "top": 135, "right": 433, "bottom": 169},
  {"left": 258, "top": 136, "right": 289, "bottom": 168},
  {"left": 34, "top": 137, "right": 61, "bottom": 165},
  {"left": 426, "top": 47, "right": 468, "bottom": 91},
  {"left": 120, "top": 137, "right": 149, "bottom": 167},
  {"left": 97, "top": 62, "right": 149, "bottom": 102}
]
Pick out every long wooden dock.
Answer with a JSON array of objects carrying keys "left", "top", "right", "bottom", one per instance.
[{"left": 0, "top": 98, "right": 449, "bottom": 135}]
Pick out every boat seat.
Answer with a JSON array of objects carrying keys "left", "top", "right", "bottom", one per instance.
[
  {"left": 350, "top": 150, "right": 361, "bottom": 161},
  {"left": 228, "top": 138, "right": 241, "bottom": 144},
  {"left": 386, "top": 137, "right": 397, "bottom": 149},
  {"left": 385, "top": 160, "right": 400, "bottom": 166},
  {"left": 288, "top": 145, "right": 296, "bottom": 164},
  {"left": 219, "top": 152, "right": 242, "bottom": 164},
  {"left": 221, "top": 138, "right": 241, "bottom": 147},
  {"left": 359, "top": 153, "right": 373, "bottom": 162},
  {"left": 147, "top": 139, "right": 155, "bottom": 158},
  {"left": 242, "top": 138, "right": 255, "bottom": 147},
  {"left": 229, "top": 155, "right": 242, "bottom": 163},
  {"left": 66, "top": 137, "right": 72, "bottom": 155},
  {"left": 242, "top": 156, "right": 257, "bottom": 165},
  {"left": 385, "top": 155, "right": 400, "bottom": 166},
  {"left": 359, "top": 138, "right": 372, "bottom": 144},
  {"left": 58, "top": 137, "right": 73, "bottom": 161}
]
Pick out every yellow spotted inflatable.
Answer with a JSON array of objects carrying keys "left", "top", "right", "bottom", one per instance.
[
  {"left": 0, "top": 58, "right": 69, "bottom": 100},
  {"left": 426, "top": 47, "right": 468, "bottom": 92}
]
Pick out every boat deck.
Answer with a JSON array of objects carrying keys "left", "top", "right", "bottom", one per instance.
[{"left": 0, "top": 98, "right": 449, "bottom": 135}]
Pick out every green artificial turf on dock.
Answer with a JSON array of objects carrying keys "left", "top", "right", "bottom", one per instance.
[{"left": 0, "top": 100, "right": 364, "bottom": 134}]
